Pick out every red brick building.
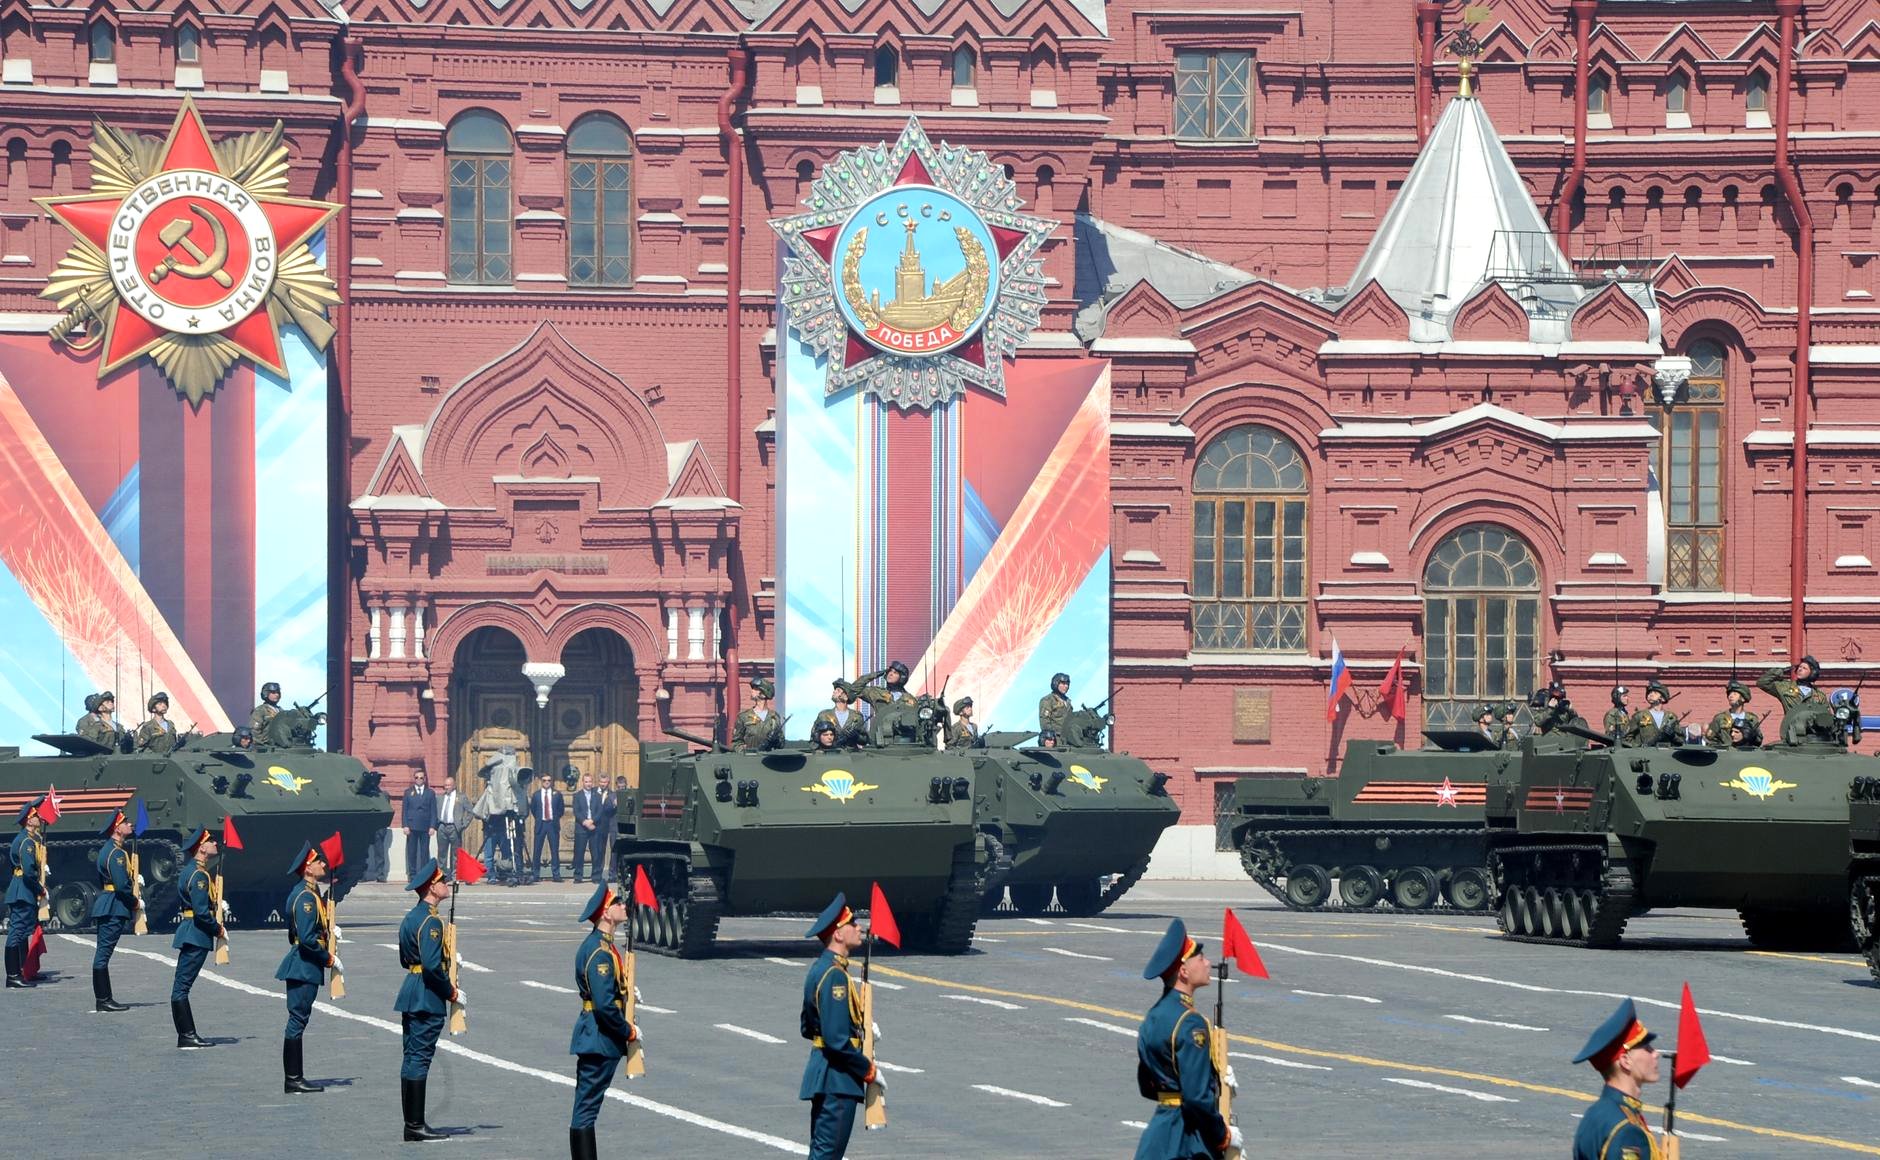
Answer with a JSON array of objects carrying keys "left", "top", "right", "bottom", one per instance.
[{"left": 4, "top": 0, "right": 1878, "bottom": 846}]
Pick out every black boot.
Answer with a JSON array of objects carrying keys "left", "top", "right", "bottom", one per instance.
[
  {"left": 94, "top": 968, "right": 128, "bottom": 1012},
  {"left": 283, "top": 1038, "right": 323, "bottom": 1094},
  {"left": 402, "top": 1078, "right": 446, "bottom": 1142},
  {"left": 174, "top": 998, "right": 210, "bottom": 1048},
  {"left": 570, "top": 1126, "right": 597, "bottom": 1159},
  {"left": 5, "top": 944, "right": 27, "bottom": 988}
]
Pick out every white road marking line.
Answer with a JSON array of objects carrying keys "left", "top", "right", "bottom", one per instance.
[
  {"left": 974, "top": 937, "right": 1005, "bottom": 943},
  {"left": 865, "top": 979, "right": 905, "bottom": 991},
  {"left": 715, "top": 1023, "right": 787, "bottom": 1045},
  {"left": 943, "top": 994, "right": 1025, "bottom": 1010},
  {"left": 516, "top": 918, "right": 549, "bottom": 926},
  {"left": 873, "top": 1061, "right": 924, "bottom": 1074},
  {"left": 1229, "top": 1051, "right": 1333, "bottom": 1073},
  {"left": 765, "top": 957, "right": 803, "bottom": 968},
  {"left": 376, "top": 942, "right": 399, "bottom": 950},
  {"left": 638, "top": 1004, "right": 677, "bottom": 1015},
  {"left": 1042, "top": 947, "right": 1113, "bottom": 961},
  {"left": 1020, "top": 918, "right": 1054, "bottom": 926},
  {"left": 458, "top": 958, "right": 493, "bottom": 974},
  {"left": 1063, "top": 922, "right": 1131, "bottom": 933},
  {"left": 1710, "top": 1055, "right": 1754, "bottom": 1066},
  {"left": 1291, "top": 988, "right": 1381, "bottom": 1004},
  {"left": 62, "top": 936, "right": 804, "bottom": 1154},
  {"left": 1259, "top": 939, "right": 1880, "bottom": 1045},
  {"left": 1383, "top": 1077, "right": 1517, "bottom": 1103},
  {"left": 972, "top": 1084, "right": 1068, "bottom": 1107},
  {"left": 1674, "top": 1130, "right": 1728, "bottom": 1142},
  {"left": 1121, "top": 1120, "right": 1149, "bottom": 1130},
  {"left": 1444, "top": 1015, "right": 1547, "bottom": 1032},
  {"left": 1066, "top": 1017, "right": 1135, "bottom": 1037},
  {"left": 1844, "top": 1076, "right": 1880, "bottom": 1089},
  {"left": 522, "top": 980, "right": 577, "bottom": 995}
]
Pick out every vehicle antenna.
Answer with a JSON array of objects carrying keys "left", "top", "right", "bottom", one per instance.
[{"left": 840, "top": 555, "right": 847, "bottom": 674}]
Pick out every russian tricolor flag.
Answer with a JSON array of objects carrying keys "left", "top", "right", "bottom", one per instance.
[{"left": 1327, "top": 636, "right": 1352, "bottom": 722}]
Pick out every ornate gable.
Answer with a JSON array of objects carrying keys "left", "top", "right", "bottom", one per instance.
[
  {"left": 660, "top": 440, "right": 730, "bottom": 505},
  {"left": 1450, "top": 283, "right": 1530, "bottom": 343},
  {"left": 1182, "top": 282, "right": 1335, "bottom": 379},
  {"left": 1102, "top": 281, "right": 1182, "bottom": 341},
  {"left": 1653, "top": 254, "right": 1703, "bottom": 297},
  {"left": 1477, "top": 23, "right": 1530, "bottom": 64},
  {"left": 1652, "top": 23, "right": 1719, "bottom": 67},
  {"left": 1726, "top": 22, "right": 1782, "bottom": 64},
  {"left": 365, "top": 430, "right": 431, "bottom": 500},
  {"left": 1528, "top": 28, "right": 1571, "bottom": 63},
  {"left": 1586, "top": 24, "right": 1640, "bottom": 65},
  {"left": 754, "top": 0, "right": 1101, "bottom": 41},
  {"left": 1570, "top": 283, "right": 1650, "bottom": 343},
  {"left": 1332, "top": 279, "right": 1410, "bottom": 340},
  {"left": 345, "top": 0, "right": 742, "bottom": 33},
  {"left": 1838, "top": 23, "right": 1879, "bottom": 61}
]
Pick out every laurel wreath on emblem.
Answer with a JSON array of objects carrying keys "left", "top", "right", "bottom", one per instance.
[
  {"left": 771, "top": 118, "right": 1055, "bottom": 410},
  {"left": 39, "top": 117, "right": 340, "bottom": 406}
]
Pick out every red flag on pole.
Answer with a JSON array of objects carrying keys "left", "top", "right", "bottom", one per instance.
[
  {"left": 34, "top": 796, "right": 60, "bottom": 825},
  {"left": 22, "top": 924, "right": 45, "bottom": 980},
  {"left": 1673, "top": 982, "right": 1711, "bottom": 1089},
  {"left": 1220, "top": 908, "right": 1268, "bottom": 978},
  {"left": 221, "top": 815, "right": 244, "bottom": 851},
  {"left": 632, "top": 864, "right": 659, "bottom": 909},
  {"left": 453, "top": 847, "right": 487, "bottom": 885},
  {"left": 320, "top": 830, "right": 345, "bottom": 869},
  {"left": 1376, "top": 646, "right": 1408, "bottom": 722},
  {"left": 869, "top": 881, "right": 901, "bottom": 949}
]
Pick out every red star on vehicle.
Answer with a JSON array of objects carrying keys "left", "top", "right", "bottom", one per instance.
[{"left": 1434, "top": 776, "right": 1459, "bottom": 807}]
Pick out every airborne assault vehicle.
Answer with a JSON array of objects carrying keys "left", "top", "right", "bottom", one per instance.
[
  {"left": 0, "top": 704, "right": 391, "bottom": 930},
  {"left": 1853, "top": 776, "right": 1880, "bottom": 982}
]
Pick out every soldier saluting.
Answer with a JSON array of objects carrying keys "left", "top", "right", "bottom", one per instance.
[
  {"left": 855, "top": 661, "right": 915, "bottom": 711},
  {"left": 732, "top": 678, "right": 784, "bottom": 752},
  {"left": 1039, "top": 673, "right": 1072, "bottom": 739},
  {"left": 252, "top": 681, "right": 284, "bottom": 735},
  {"left": 1133, "top": 917, "right": 1241, "bottom": 1160},
  {"left": 136, "top": 691, "right": 181, "bottom": 755},
  {"left": 90, "top": 807, "right": 136, "bottom": 1011},
  {"left": 1759, "top": 655, "right": 1831, "bottom": 741},
  {"left": 799, "top": 894, "right": 879, "bottom": 1160},
  {"left": 1705, "top": 681, "right": 1762, "bottom": 748},
  {"left": 277, "top": 842, "right": 339, "bottom": 1095}
]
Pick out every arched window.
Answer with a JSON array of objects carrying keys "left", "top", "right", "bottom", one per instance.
[
  {"left": 951, "top": 46, "right": 976, "bottom": 90},
  {"left": 1191, "top": 426, "right": 1308, "bottom": 651},
  {"left": 88, "top": 20, "right": 114, "bottom": 63},
  {"left": 447, "top": 110, "right": 512, "bottom": 284},
  {"left": 1587, "top": 72, "right": 1610, "bottom": 117},
  {"left": 176, "top": 25, "right": 200, "bottom": 64},
  {"left": 567, "top": 113, "right": 632, "bottom": 287},
  {"left": 873, "top": 45, "right": 899, "bottom": 91},
  {"left": 1665, "top": 72, "right": 1689, "bottom": 126},
  {"left": 1746, "top": 70, "right": 1768, "bottom": 113},
  {"left": 1663, "top": 339, "right": 1726, "bottom": 590},
  {"left": 1421, "top": 525, "right": 1541, "bottom": 728}
]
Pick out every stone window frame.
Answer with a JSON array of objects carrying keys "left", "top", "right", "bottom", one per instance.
[
  {"left": 1661, "top": 337, "right": 1727, "bottom": 592},
  {"left": 1586, "top": 70, "right": 1612, "bottom": 130},
  {"left": 1174, "top": 50, "right": 1252, "bottom": 141},
  {"left": 1420, "top": 524, "right": 1543, "bottom": 730},
  {"left": 446, "top": 109, "right": 514, "bottom": 286},
  {"left": 565, "top": 112, "right": 633, "bottom": 289},
  {"left": 1190, "top": 424, "right": 1309, "bottom": 653}
]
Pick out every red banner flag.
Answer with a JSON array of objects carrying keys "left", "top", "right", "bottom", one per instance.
[
  {"left": 1673, "top": 982, "right": 1711, "bottom": 1089},
  {"left": 34, "top": 796, "right": 60, "bottom": 825},
  {"left": 22, "top": 924, "right": 46, "bottom": 980},
  {"left": 1221, "top": 907, "right": 1268, "bottom": 978},
  {"left": 1376, "top": 646, "right": 1408, "bottom": 722},
  {"left": 869, "top": 881, "right": 902, "bottom": 949},
  {"left": 221, "top": 815, "right": 244, "bottom": 851},
  {"left": 320, "top": 831, "right": 345, "bottom": 869},
  {"left": 454, "top": 847, "right": 487, "bottom": 885},
  {"left": 632, "top": 864, "right": 658, "bottom": 909}
]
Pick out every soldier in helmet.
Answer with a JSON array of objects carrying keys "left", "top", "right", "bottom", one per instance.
[
  {"left": 1705, "top": 682, "right": 1762, "bottom": 748},
  {"left": 233, "top": 726, "right": 256, "bottom": 750},
  {"left": 1531, "top": 683, "right": 1591, "bottom": 747},
  {"left": 1038, "top": 728, "right": 1059, "bottom": 749},
  {"left": 1474, "top": 703, "right": 1499, "bottom": 746},
  {"left": 77, "top": 691, "right": 124, "bottom": 748},
  {"left": 732, "top": 678, "right": 784, "bottom": 752},
  {"left": 1497, "top": 701, "right": 1523, "bottom": 751},
  {"left": 1039, "top": 673, "right": 1072, "bottom": 740},
  {"left": 1602, "top": 687, "right": 1630, "bottom": 740},
  {"left": 814, "top": 681, "right": 864, "bottom": 744},
  {"left": 1623, "top": 682, "right": 1681, "bottom": 747},
  {"left": 252, "top": 682, "right": 284, "bottom": 735},
  {"left": 947, "top": 697, "right": 982, "bottom": 750},
  {"left": 136, "top": 692, "right": 181, "bottom": 755},
  {"left": 856, "top": 661, "right": 915, "bottom": 712},
  {"left": 1759, "top": 655, "right": 1833, "bottom": 742},
  {"left": 809, "top": 718, "right": 841, "bottom": 752}
]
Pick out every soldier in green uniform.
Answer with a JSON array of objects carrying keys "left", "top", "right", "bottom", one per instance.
[
  {"left": 170, "top": 828, "right": 221, "bottom": 1048},
  {"left": 947, "top": 697, "right": 982, "bottom": 749},
  {"left": 855, "top": 661, "right": 915, "bottom": 712},
  {"left": 6, "top": 796, "right": 48, "bottom": 988},
  {"left": 1758, "top": 656, "right": 1831, "bottom": 742},
  {"left": 90, "top": 807, "right": 136, "bottom": 1011},
  {"left": 1623, "top": 683, "right": 1681, "bottom": 747},
  {"left": 1603, "top": 687, "right": 1631, "bottom": 740},
  {"left": 1039, "top": 673, "right": 1072, "bottom": 739},
  {"left": 1570, "top": 998, "right": 1665, "bottom": 1160},
  {"left": 1531, "top": 684, "right": 1592, "bottom": 748},
  {"left": 252, "top": 681, "right": 284, "bottom": 735},
  {"left": 136, "top": 691, "right": 181, "bottom": 754},
  {"left": 732, "top": 678, "right": 785, "bottom": 751},
  {"left": 1704, "top": 682, "right": 1761, "bottom": 748},
  {"left": 1133, "top": 917, "right": 1240, "bottom": 1160},
  {"left": 814, "top": 681, "right": 864, "bottom": 744},
  {"left": 395, "top": 858, "right": 460, "bottom": 1142},
  {"left": 76, "top": 691, "right": 124, "bottom": 748},
  {"left": 1474, "top": 703, "right": 1500, "bottom": 747},
  {"left": 278, "top": 842, "right": 338, "bottom": 1095},
  {"left": 1497, "top": 701, "right": 1523, "bottom": 750},
  {"left": 569, "top": 882, "right": 638, "bottom": 1159},
  {"left": 810, "top": 718, "right": 842, "bottom": 752},
  {"left": 799, "top": 894, "right": 878, "bottom": 1160}
]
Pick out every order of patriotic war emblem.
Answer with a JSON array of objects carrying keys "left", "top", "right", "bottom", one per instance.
[
  {"left": 771, "top": 117, "right": 1054, "bottom": 410},
  {"left": 108, "top": 170, "right": 277, "bottom": 335}
]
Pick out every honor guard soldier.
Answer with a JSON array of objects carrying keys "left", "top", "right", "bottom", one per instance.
[
  {"left": 135, "top": 692, "right": 180, "bottom": 754},
  {"left": 1624, "top": 683, "right": 1681, "bottom": 747},
  {"left": 6, "top": 796, "right": 48, "bottom": 989},
  {"left": 948, "top": 697, "right": 982, "bottom": 749},
  {"left": 570, "top": 882, "right": 639, "bottom": 1159},
  {"left": 1604, "top": 687, "right": 1631, "bottom": 740},
  {"left": 799, "top": 894, "right": 878, "bottom": 1160},
  {"left": 858, "top": 661, "right": 916, "bottom": 712},
  {"left": 91, "top": 808, "right": 136, "bottom": 1010},
  {"left": 1705, "top": 682, "right": 1762, "bottom": 748},
  {"left": 1571, "top": 999, "right": 1664, "bottom": 1160},
  {"left": 396, "top": 858, "right": 460, "bottom": 1142},
  {"left": 278, "top": 842, "right": 338, "bottom": 1094},
  {"left": 77, "top": 691, "right": 124, "bottom": 748},
  {"left": 1039, "top": 673, "right": 1072, "bottom": 739},
  {"left": 810, "top": 719, "right": 842, "bottom": 752},
  {"left": 1134, "top": 918, "right": 1240, "bottom": 1160},
  {"left": 252, "top": 681, "right": 284, "bottom": 735},
  {"left": 733, "top": 678, "right": 785, "bottom": 752},
  {"left": 171, "top": 827, "right": 221, "bottom": 1047}
]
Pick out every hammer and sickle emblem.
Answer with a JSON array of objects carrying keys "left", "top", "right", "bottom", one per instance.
[{"left": 149, "top": 203, "right": 233, "bottom": 288}]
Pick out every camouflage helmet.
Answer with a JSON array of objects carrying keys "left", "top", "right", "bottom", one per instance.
[
  {"left": 1500, "top": 700, "right": 1519, "bottom": 717},
  {"left": 886, "top": 660, "right": 910, "bottom": 679},
  {"left": 1645, "top": 681, "right": 1671, "bottom": 702},
  {"left": 750, "top": 677, "right": 775, "bottom": 699},
  {"left": 98, "top": 689, "right": 117, "bottom": 705},
  {"left": 148, "top": 691, "right": 169, "bottom": 712},
  {"left": 83, "top": 693, "right": 102, "bottom": 714},
  {"left": 1476, "top": 703, "right": 1496, "bottom": 721},
  {"left": 261, "top": 681, "right": 281, "bottom": 699},
  {"left": 952, "top": 696, "right": 974, "bottom": 714},
  {"left": 1610, "top": 685, "right": 1629, "bottom": 706},
  {"left": 1052, "top": 672, "right": 1070, "bottom": 688},
  {"left": 1726, "top": 680, "right": 1753, "bottom": 702}
]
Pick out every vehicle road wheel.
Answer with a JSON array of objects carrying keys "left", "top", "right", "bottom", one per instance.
[
  {"left": 1284, "top": 864, "right": 1331, "bottom": 910},
  {"left": 1523, "top": 887, "right": 1546, "bottom": 936},
  {"left": 144, "top": 842, "right": 182, "bottom": 890},
  {"left": 1499, "top": 889, "right": 1521, "bottom": 935},
  {"left": 1390, "top": 866, "right": 1437, "bottom": 911},
  {"left": 50, "top": 882, "right": 96, "bottom": 931},
  {"left": 1444, "top": 867, "right": 1491, "bottom": 912},
  {"left": 1055, "top": 879, "right": 1103, "bottom": 917},
  {"left": 1338, "top": 866, "right": 1383, "bottom": 909},
  {"left": 1008, "top": 883, "right": 1054, "bottom": 916},
  {"left": 1539, "top": 888, "right": 1566, "bottom": 939}
]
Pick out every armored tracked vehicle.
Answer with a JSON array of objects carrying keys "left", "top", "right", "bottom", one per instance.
[
  {"left": 0, "top": 704, "right": 391, "bottom": 930},
  {"left": 614, "top": 702, "right": 991, "bottom": 957},
  {"left": 1225, "top": 730, "right": 1529, "bottom": 914},
  {"left": 972, "top": 706, "right": 1180, "bottom": 916},
  {"left": 1848, "top": 775, "right": 1880, "bottom": 982}
]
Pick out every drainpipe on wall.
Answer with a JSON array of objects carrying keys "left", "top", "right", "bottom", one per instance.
[
  {"left": 717, "top": 48, "right": 751, "bottom": 742},
  {"left": 332, "top": 34, "right": 364, "bottom": 748},
  {"left": 1553, "top": 1, "right": 1595, "bottom": 254},
  {"left": 1773, "top": 0, "right": 1814, "bottom": 658},
  {"left": 1415, "top": 2, "right": 1439, "bottom": 144}
]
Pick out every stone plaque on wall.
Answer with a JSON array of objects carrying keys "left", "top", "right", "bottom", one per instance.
[{"left": 1233, "top": 688, "right": 1271, "bottom": 743}]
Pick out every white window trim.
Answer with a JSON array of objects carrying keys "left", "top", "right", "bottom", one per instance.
[
  {"left": 950, "top": 86, "right": 978, "bottom": 108},
  {"left": 175, "top": 65, "right": 203, "bottom": 90},
  {"left": 873, "top": 83, "right": 900, "bottom": 106},
  {"left": 88, "top": 61, "right": 117, "bottom": 86}
]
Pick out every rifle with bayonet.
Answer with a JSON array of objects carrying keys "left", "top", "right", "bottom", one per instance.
[{"left": 445, "top": 882, "right": 466, "bottom": 1034}]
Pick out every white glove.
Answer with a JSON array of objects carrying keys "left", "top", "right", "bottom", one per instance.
[
  {"left": 332, "top": 924, "right": 344, "bottom": 944},
  {"left": 1224, "top": 1065, "right": 1239, "bottom": 1094},
  {"left": 633, "top": 985, "right": 643, "bottom": 1004},
  {"left": 871, "top": 1020, "right": 883, "bottom": 1044},
  {"left": 453, "top": 987, "right": 468, "bottom": 1006},
  {"left": 453, "top": 951, "right": 463, "bottom": 968},
  {"left": 136, "top": 873, "right": 146, "bottom": 888},
  {"left": 1229, "top": 1125, "right": 1244, "bottom": 1151},
  {"left": 218, "top": 898, "right": 231, "bottom": 920}
]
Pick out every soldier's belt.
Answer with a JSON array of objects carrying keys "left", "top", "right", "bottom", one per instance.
[
  {"left": 13, "top": 869, "right": 22, "bottom": 876},
  {"left": 1154, "top": 1092, "right": 1183, "bottom": 1106},
  {"left": 181, "top": 909, "right": 195, "bottom": 917},
  {"left": 102, "top": 884, "right": 115, "bottom": 891},
  {"left": 409, "top": 964, "right": 424, "bottom": 973}
]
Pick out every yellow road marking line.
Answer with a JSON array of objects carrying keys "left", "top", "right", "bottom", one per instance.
[
  {"left": 873, "top": 965, "right": 1880, "bottom": 1156},
  {"left": 1746, "top": 950, "right": 1865, "bottom": 967}
]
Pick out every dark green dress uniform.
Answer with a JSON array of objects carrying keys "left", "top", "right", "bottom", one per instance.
[
  {"left": 1623, "top": 707, "right": 1681, "bottom": 747},
  {"left": 170, "top": 828, "right": 218, "bottom": 1047},
  {"left": 1039, "top": 684, "right": 1071, "bottom": 738},
  {"left": 799, "top": 894, "right": 874, "bottom": 1160},
  {"left": 1603, "top": 706, "right": 1629, "bottom": 740},
  {"left": 77, "top": 709, "right": 122, "bottom": 747},
  {"left": 732, "top": 707, "right": 784, "bottom": 751},
  {"left": 395, "top": 858, "right": 453, "bottom": 1142},
  {"left": 1571, "top": 999, "right": 1664, "bottom": 1160},
  {"left": 570, "top": 883, "right": 636, "bottom": 1155},
  {"left": 6, "top": 799, "right": 47, "bottom": 987},
  {"left": 1135, "top": 919, "right": 1230, "bottom": 1160},
  {"left": 90, "top": 810, "right": 135, "bottom": 1010},
  {"left": 135, "top": 716, "right": 179, "bottom": 754},
  {"left": 277, "top": 843, "right": 334, "bottom": 1094}
]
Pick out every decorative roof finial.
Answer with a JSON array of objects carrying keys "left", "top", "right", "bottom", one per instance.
[{"left": 1446, "top": 27, "right": 1484, "bottom": 100}]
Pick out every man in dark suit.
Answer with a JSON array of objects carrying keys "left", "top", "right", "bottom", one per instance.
[
  {"left": 402, "top": 771, "right": 438, "bottom": 882},
  {"left": 528, "top": 776, "right": 566, "bottom": 883},
  {"left": 571, "top": 773, "right": 601, "bottom": 883},
  {"left": 596, "top": 777, "right": 623, "bottom": 884}
]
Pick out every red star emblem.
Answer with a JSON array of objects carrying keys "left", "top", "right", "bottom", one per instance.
[
  {"left": 1552, "top": 788, "right": 1567, "bottom": 812},
  {"left": 1434, "top": 777, "right": 1459, "bottom": 807},
  {"left": 37, "top": 100, "right": 339, "bottom": 384}
]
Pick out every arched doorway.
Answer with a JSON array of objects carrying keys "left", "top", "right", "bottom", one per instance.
[
  {"left": 448, "top": 626, "right": 533, "bottom": 863},
  {"left": 547, "top": 627, "right": 641, "bottom": 792},
  {"left": 1421, "top": 524, "right": 1542, "bottom": 730}
]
